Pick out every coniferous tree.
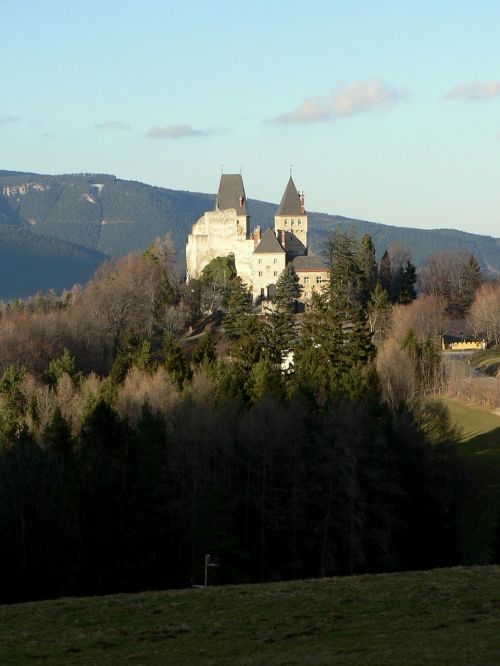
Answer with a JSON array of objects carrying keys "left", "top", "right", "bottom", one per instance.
[
  {"left": 246, "top": 357, "right": 284, "bottom": 403},
  {"left": 326, "top": 229, "right": 362, "bottom": 307},
  {"left": 223, "top": 277, "right": 252, "bottom": 339},
  {"left": 459, "top": 254, "right": 483, "bottom": 312},
  {"left": 379, "top": 250, "right": 393, "bottom": 298},
  {"left": 274, "top": 264, "right": 302, "bottom": 310},
  {"left": 109, "top": 332, "right": 153, "bottom": 385},
  {"left": 357, "top": 234, "right": 378, "bottom": 305},
  {"left": 43, "top": 349, "right": 77, "bottom": 387},
  {"left": 162, "top": 334, "right": 192, "bottom": 389},
  {"left": 263, "top": 265, "right": 302, "bottom": 363},
  {"left": 192, "top": 331, "right": 217, "bottom": 366},
  {"left": 397, "top": 260, "right": 417, "bottom": 304}
]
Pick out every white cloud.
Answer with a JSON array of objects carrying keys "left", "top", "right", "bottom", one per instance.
[
  {"left": 94, "top": 120, "right": 132, "bottom": 131},
  {"left": 272, "top": 79, "right": 407, "bottom": 124},
  {"left": 145, "top": 123, "right": 216, "bottom": 139},
  {"left": 0, "top": 115, "right": 21, "bottom": 125},
  {"left": 444, "top": 81, "right": 500, "bottom": 101}
]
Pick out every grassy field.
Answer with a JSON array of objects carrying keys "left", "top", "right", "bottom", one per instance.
[
  {"left": 467, "top": 350, "right": 500, "bottom": 378},
  {"left": 436, "top": 397, "right": 500, "bottom": 564},
  {"left": 0, "top": 566, "right": 498, "bottom": 665}
]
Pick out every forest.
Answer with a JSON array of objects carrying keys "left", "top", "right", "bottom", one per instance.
[{"left": 0, "top": 232, "right": 499, "bottom": 604}]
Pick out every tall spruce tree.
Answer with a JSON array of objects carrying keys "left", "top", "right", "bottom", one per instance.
[
  {"left": 357, "top": 234, "right": 378, "bottom": 305},
  {"left": 263, "top": 265, "right": 302, "bottom": 363},
  {"left": 459, "top": 254, "right": 483, "bottom": 312},
  {"left": 397, "top": 260, "right": 417, "bottom": 304},
  {"left": 379, "top": 250, "right": 393, "bottom": 298},
  {"left": 325, "top": 229, "right": 362, "bottom": 308},
  {"left": 162, "top": 334, "right": 192, "bottom": 389},
  {"left": 223, "top": 277, "right": 253, "bottom": 339}
]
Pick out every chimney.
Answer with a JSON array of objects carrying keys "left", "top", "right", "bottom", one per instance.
[
  {"left": 253, "top": 226, "right": 261, "bottom": 247},
  {"left": 239, "top": 195, "right": 244, "bottom": 208},
  {"left": 300, "top": 191, "right": 305, "bottom": 214},
  {"left": 280, "top": 229, "right": 286, "bottom": 246}
]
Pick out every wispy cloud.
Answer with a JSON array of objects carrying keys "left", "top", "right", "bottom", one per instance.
[
  {"left": 0, "top": 115, "right": 21, "bottom": 125},
  {"left": 271, "top": 79, "right": 408, "bottom": 124},
  {"left": 444, "top": 81, "right": 500, "bottom": 101},
  {"left": 94, "top": 120, "right": 132, "bottom": 131},
  {"left": 145, "top": 123, "right": 217, "bottom": 139}
]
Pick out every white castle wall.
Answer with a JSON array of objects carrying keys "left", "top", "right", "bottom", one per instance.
[{"left": 186, "top": 209, "right": 254, "bottom": 285}]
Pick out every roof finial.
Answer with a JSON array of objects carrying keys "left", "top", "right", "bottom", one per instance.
[{"left": 289, "top": 163, "right": 293, "bottom": 177}]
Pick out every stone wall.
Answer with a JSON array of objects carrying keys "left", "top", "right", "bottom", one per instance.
[{"left": 186, "top": 209, "right": 254, "bottom": 285}]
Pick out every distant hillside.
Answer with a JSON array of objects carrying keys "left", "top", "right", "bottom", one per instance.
[
  {"left": 1, "top": 170, "right": 499, "bottom": 298},
  {"left": 0, "top": 223, "right": 107, "bottom": 299}
]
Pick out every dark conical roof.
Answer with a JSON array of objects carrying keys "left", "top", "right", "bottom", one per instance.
[
  {"left": 276, "top": 176, "right": 303, "bottom": 216},
  {"left": 216, "top": 174, "right": 247, "bottom": 214},
  {"left": 254, "top": 227, "right": 285, "bottom": 254}
]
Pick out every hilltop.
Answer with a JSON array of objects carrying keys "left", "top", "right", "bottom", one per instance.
[
  {"left": 1, "top": 169, "right": 500, "bottom": 299},
  {"left": 0, "top": 566, "right": 497, "bottom": 665}
]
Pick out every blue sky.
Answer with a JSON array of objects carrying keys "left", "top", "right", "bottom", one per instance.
[{"left": 1, "top": 0, "right": 499, "bottom": 236}]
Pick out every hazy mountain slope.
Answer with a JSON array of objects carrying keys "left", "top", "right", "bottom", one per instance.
[
  {"left": 0, "top": 223, "right": 107, "bottom": 299},
  {"left": 307, "top": 213, "right": 500, "bottom": 275},
  {"left": 1, "top": 170, "right": 499, "bottom": 297}
]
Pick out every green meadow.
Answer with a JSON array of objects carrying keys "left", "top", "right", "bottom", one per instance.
[
  {"left": 437, "top": 397, "right": 500, "bottom": 564},
  {"left": 0, "top": 566, "right": 498, "bottom": 665}
]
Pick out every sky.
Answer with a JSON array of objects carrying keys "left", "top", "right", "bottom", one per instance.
[{"left": 1, "top": 0, "right": 499, "bottom": 237}]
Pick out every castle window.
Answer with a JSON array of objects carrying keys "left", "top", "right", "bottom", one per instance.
[
  {"left": 316, "top": 276, "right": 322, "bottom": 284},
  {"left": 258, "top": 258, "right": 262, "bottom": 264},
  {"left": 291, "top": 219, "right": 294, "bottom": 226},
  {"left": 273, "top": 271, "right": 277, "bottom": 276},
  {"left": 304, "top": 276, "right": 310, "bottom": 284},
  {"left": 258, "top": 271, "right": 263, "bottom": 277},
  {"left": 273, "top": 258, "right": 277, "bottom": 264},
  {"left": 298, "top": 220, "right": 302, "bottom": 225},
  {"left": 285, "top": 219, "right": 289, "bottom": 225}
]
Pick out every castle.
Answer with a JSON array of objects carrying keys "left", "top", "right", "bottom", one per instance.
[{"left": 186, "top": 174, "right": 328, "bottom": 303}]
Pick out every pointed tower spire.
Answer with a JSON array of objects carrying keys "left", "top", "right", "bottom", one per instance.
[
  {"left": 276, "top": 176, "right": 303, "bottom": 216},
  {"left": 274, "top": 176, "right": 308, "bottom": 257}
]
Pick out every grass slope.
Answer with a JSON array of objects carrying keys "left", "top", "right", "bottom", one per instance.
[
  {"left": 437, "top": 397, "right": 500, "bottom": 563},
  {"left": 0, "top": 566, "right": 498, "bottom": 665},
  {"left": 468, "top": 350, "right": 500, "bottom": 378}
]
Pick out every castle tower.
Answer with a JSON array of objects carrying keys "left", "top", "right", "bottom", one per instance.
[
  {"left": 186, "top": 173, "right": 254, "bottom": 283},
  {"left": 216, "top": 174, "right": 249, "bottom": 239},
  {"left": 274, "top": 176, "right": 308, "bottom": 258}
]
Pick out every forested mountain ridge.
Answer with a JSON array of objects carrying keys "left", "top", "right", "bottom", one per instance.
[
  {"left": 1, "top": 169, "right": 499, "bottom": 299},
  {"left": 0, "top": 223, "right": 108, "bottom": 299}
]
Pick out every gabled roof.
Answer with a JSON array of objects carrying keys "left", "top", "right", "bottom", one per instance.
[
  {"left": 291, "top": 253, "right": 327, "bottom": 271},
  {"left": 276, "top": 176, "right": 303, "bottom": 216},
  {"left": 216, "top": 174, "right": 247, "bottom": 215},
  {"left": 254, "top": 227, "right": 285, "bottom": 254}
]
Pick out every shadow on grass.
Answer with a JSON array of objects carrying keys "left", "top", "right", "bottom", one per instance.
[
  {"left": 459, "top": 426, "right": 500, "bottom": 458},
  {"left": 459, "top": 426, "right": 500, "bottom": 564}
]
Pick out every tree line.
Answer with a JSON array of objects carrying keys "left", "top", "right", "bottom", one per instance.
[{"left": 0, "top": 231, "right": 478, "bottom": 603}]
